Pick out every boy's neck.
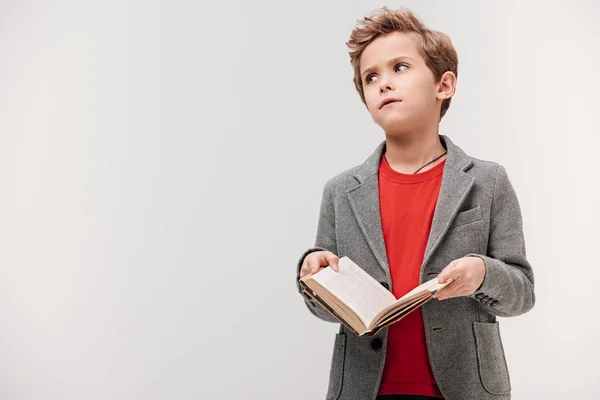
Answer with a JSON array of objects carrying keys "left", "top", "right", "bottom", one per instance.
[{"left": 384, "top": 128, "right": 447, "bottom": 174}]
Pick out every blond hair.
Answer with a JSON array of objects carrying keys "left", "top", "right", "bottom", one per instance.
[{"left": 347, "top": 7, "right": 458, "bottom": 120}]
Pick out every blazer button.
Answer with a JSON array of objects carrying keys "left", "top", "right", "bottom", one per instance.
[
  {"left": 483, "top": 295, "right": 490, "bottom": 302},
  {"left": 380, "top": 282, "right": 389, "bottom": 290},
  {"left": 475, "top": 293, "right": 484, "bottom": 300},
  {"left": 491, "top": 300, "right": 499, "bottom": 307},
  {"left": 370, "top": 338, "right": 383, "bottom": 350}
]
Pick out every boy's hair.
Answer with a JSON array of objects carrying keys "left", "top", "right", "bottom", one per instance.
[{"left": 347, "top": 7, "right": 458, "bottom": 120}]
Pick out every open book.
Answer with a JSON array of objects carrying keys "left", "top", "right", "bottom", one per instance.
[{"left": 299, "top": 256, "right": 453, "bottom": 336}]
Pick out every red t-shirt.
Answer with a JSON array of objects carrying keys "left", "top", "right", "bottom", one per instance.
[{"left": 377, "top": 154, "right": 446, "bottom": 398}]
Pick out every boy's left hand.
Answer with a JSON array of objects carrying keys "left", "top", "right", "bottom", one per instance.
[{"left": 432, "top": 256, "right": 486, "bottom": 300}]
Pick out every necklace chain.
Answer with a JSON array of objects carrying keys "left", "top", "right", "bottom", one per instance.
[{"left": 413, "top": 151, "right": 448, "bottom": 174}]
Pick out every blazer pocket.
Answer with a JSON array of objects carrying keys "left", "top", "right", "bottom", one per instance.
[
  {"left": 450, "top": 206, "right": 482, "bottom": 230},
  {"left": 472, "top": 321, "right": 511, "bottom": 395},
  {"left": 326, "top": 333, "right": 347, "bottom": 400}
]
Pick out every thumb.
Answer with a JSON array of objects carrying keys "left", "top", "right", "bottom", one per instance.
[
  {"left": 438, "top": 259, "right": 459, "bottom": 283},
  {"left": 328, "top": 258, "right": 339, "bottom": 272},
  {"left": 437, "top": 272, "right": 448, "bottom": 284},
  {"left": 323, "top": 253, "right": 340, "bottom": 272}
]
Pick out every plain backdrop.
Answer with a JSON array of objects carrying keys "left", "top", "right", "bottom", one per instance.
[{"left": 0, "top": 0, "right": 599, "bottom": 399}]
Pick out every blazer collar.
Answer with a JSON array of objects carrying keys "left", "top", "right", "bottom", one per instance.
[
  {"left": 347, "top": 134, "right": 475, "bottom": 281},
  {"left": 352, "top": 135, "right": 472, "bottom": 183}
]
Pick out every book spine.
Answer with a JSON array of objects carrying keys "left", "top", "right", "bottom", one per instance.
[{"left": 300, "top": 282, "right": 362, "bottom": 336}]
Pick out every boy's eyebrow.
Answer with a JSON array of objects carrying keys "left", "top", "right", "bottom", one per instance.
[{"left": 361, "top": 55, "right": 415, "bottom": 79}]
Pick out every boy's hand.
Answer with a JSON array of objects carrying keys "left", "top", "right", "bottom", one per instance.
[
  {"left": 299, "top": 251, "right": 339, "bottom": 279},
  {"left": 432, "top": 256, "right": 486, "bottom": 300}
]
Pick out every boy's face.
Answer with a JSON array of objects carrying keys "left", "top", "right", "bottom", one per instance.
[{"left": 359, "top": 31, "right": 453, "bottom": 134}]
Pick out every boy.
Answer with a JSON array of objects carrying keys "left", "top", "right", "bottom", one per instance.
[{"left": 295, "top": 7, "right": 535, "bottom": 400}]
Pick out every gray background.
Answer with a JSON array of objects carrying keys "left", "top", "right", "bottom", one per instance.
[{"left": 0, "top": 0, "right": 598, "bottom": 399}]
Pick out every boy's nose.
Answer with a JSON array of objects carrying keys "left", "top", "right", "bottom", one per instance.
[{"left": 379, "top": 78, "right": 394, "bottom": 93}]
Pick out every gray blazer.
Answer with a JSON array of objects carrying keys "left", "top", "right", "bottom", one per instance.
[{"left": 295, "top": 135, "right": 535, "bottom": 400}]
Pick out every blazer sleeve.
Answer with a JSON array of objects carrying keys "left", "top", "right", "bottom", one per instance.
[
  {"left": 295, "top": 180, "right": 339, "bottom": 323},
  {"left": 467, "top": 164, "right": 535, "bottom": 317}
]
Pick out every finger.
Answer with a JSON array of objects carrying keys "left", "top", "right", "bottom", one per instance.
[
  {"left": 437, "top": 284, "right": 465, "bottom": 300},
  {"left": 432, "top": 280, "right": 456, "bottom": 298},
  {"left": 323, "top": 252, "right": 340, "bottom": 272},
  {"left": 310, "top": 259, "right": 323, "bottom": 274},
  {"left": 438, "top": 259, "right": 460, "bottom": 283},
  {"left": 305, "top": 256, "right": 322, "bottom": 275},
  {"left": 299, "top": 263, "right": 310, "bottom": 279},
  {"left": 434, "top": 281, "right": 460, "bottom": 299}
]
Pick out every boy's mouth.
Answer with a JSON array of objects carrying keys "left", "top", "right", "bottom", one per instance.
[{"left": 379, "top": 98, "right": 402, "bottom": 109}]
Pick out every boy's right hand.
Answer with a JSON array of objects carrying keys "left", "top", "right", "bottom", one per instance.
[{"left": 299, "top": 251, "right": 339, "bottom": 279}]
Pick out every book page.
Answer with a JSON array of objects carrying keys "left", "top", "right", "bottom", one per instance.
[
  {"left": 399, "top": 277, "right": 450, "bottom": 300},
  {"left": 369, "top": 277, "right": 454, "bottom": 329},
  {"left": 375, "top": 294, "right": 432, "bottom": 332},
  {"left": 308, "top": 256, "right": 396, "bottom": 327}
]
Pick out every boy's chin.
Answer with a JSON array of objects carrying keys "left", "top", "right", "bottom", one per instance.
[{"left": 377, "top": 117, "right": 415, "bottom": 135}]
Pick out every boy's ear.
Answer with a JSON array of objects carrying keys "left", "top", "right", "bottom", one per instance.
[{"left": 436, "top": 71, "right": 456, "bottom": 100}]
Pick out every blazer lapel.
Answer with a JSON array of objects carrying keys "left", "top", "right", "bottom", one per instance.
[
  {"left": 421, "top": 140, "right": 474, "bottom": 273},
  {"left": 347, "top": 135, "right": 475, "bottom": 280},
  {"left": 346, "top": 141, "right": 390, "bottom": 279},
  {"left": 347, "top": 174, "right": 391, "bottom": 280}
]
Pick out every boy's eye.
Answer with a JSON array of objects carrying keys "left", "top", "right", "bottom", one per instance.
[
  {"left": 365, "top": 64, "right": 408, "bottom": 84},
  {"left": 395, "top": 63, "right": 408, "bottom": 72}
]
